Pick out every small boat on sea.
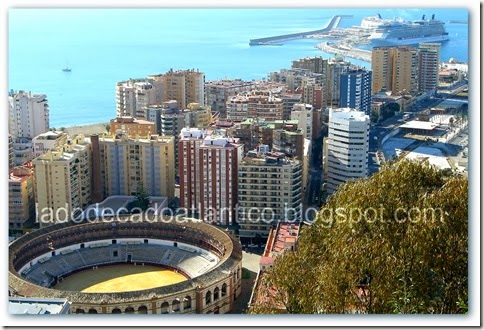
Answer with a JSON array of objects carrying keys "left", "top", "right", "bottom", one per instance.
[{"left": 62, "top": 61, "right": 71, "bottom": 72}]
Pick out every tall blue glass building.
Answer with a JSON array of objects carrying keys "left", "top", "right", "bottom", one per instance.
[{"left": 339, "top": 69, "right": 372, "bottom": 115}]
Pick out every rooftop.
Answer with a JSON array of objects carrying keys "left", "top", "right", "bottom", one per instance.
[
  {"left": 101, "top": 134, "right": 174, "bottom": 144},
  {"left": 242, "top": 151, "right": 300, "bottom": 167},
  {"left": 9, "top": 297, "right": 71, "bottom": 314},
  {"left": 330, "top": 108, "right": 369, "bottom": 121},
  {"left": 201, "top": 135, "right": 241, "bottom": 148},
  {"left": 399, "top": 120, "right": 439, "bottom": 131},
  {"left": 267, "top": 223, "right": 300, "bottom": 256},
  {"left": 112, "top": 117, "right": 155, "bottom": 125},
  {"left": 33, "top": 131, "right": 66, "bottom": 140},
  {"left": 205, "top": 79, "right": 254, "bottom": 88},
  {"left": 405, "top": 146, "right": 452, "bottom": 170},
  {"left": 9, "top": 165, "right": 33, "bottom": 183}
]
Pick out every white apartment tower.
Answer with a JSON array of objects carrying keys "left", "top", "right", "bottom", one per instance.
[
  {"left": 115, "top": 79, "right": 158, "bottom": 119},
  {"left": 9, "top": 90, "right": 49, "bottom": 140},
  {"left": 290, "top": 103, "right": 313, "bottom": 140},
  {"left": 326, "top": 108, "right": 370, "bottom": 195}
]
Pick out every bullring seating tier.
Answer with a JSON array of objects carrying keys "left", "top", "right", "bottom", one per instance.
[{"left": 23, "top": 243, "right": 218, "bottom": 287}]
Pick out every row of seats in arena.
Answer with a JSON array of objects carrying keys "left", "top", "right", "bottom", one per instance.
[{"left": 23, "top": 242, "right": 218, "bottom": 287}]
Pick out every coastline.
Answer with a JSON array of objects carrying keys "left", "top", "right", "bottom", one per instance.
[{"left": 63, "top": 122, "right": 109, "bottom": 137}]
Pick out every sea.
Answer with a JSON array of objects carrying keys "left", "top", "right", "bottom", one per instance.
[{"left": 8, "top": 8, "right": 469, "bottom": 128}]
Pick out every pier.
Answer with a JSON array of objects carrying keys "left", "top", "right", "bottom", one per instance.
[
  {"left": 249, "top": 15, "right": 352, "bottom": 46},
  {"left": 316, "top": 41, "right": 372, "bottom": 62}
]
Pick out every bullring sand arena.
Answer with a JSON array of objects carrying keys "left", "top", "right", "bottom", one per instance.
[{"left": 54, "top": 264, "right": 188, "bottom": 293}]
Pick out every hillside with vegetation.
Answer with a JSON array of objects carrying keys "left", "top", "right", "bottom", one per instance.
[{"left": 249, "top": 160, "right": 468, "bottom": 314}]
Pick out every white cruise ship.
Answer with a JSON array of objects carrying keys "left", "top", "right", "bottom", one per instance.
[{"left": 367, "top": 14, "right": 449, "bottom": 47}]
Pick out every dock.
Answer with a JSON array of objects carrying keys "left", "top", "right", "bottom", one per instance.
[
  {"left": 249, "top": 15, "right": 353, "bottom": 46},
  {"left": 316, "top": 41, "right": 372, "bottom": 62}
]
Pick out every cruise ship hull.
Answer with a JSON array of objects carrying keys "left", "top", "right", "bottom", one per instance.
[{"left": 370, "top": 34, "right": 449, "bottom": 47}]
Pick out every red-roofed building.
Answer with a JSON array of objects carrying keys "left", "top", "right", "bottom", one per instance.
[
  {"left": 248, "top": 222, "right": 302, "bottom": 312},
  {"left": 259, "top": 222, "right": 301, "bottom": 271}
]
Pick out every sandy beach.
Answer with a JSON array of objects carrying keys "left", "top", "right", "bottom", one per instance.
[{"left": 63, "top": 123, "right": 110, "bottom": 137}]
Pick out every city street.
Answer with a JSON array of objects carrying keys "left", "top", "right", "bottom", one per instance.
[{"left": 231, "top": 251, "right": 262, "bottom": 314}]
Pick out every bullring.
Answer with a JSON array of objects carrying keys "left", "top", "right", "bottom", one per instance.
[{"left": 8, "top": 216, "right": 242, "bottom": 314}]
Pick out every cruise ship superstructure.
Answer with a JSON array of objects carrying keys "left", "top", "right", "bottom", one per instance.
[{"left": 366, "top": 14, "right": 449, "bottom": 47}]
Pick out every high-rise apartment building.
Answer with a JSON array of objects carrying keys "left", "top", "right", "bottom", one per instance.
[
  {"left": 115, "top": 79, "right": 159, "bottom": 118},
  {"left": 146, "top": 101, "right": 180, "bottom": 135},
  {"left": 8, "top": 90, "right": 49, "bottom": 140},
  {"left": 269, "top": 68, "right": 324, "bottom": 93},
  {"left": 205, "top": 79, "right": 254, "bottom": 119},
  {"left": 372, "top": 46, "right": 420, "bottom": 96},
  {"left": 290, "top": 104, "right": 313, "bottom": 140},
  {"left": 371, "top": 47, "right": 393, "bottom": 94},
  {"left": 31, "top": 131, "right": 68, "bottom": 159},
  {"left": 280, "top": 93, "right": 303, "bottom": 121},
  {"left": 12, "top": 139, "right": 33, "bottom": 167},
  {"left": 33, "top": 135, "right": 91, "bottom": 227},
  {"left": 116, "top": 69, "right": 205, "bottom": 118},
  {"left": 325, "top": 57, "right": 351, "bottom": 107},
  {"left": 326, "top": 108, "right": 370, "bottom": 195},
  {"left": 393, "top": 46, "right": 420, "bottom": 95},
  {"left": 178, "top": 128, "right": 243, "bottom": 225},
  {"left": 301, "top": 84, "right": 324, "bottom": 109},
  {"left": 9, "top": 164, "right": 35, "bottom": 236},
  {"left": 226, "top": 95, "right": 249, "bottom": 121},
  {"left": 340, "top": 69, "right": 373, "bottom": 115},
  {"left": 418, "top": 43, "right": 441, "bottom": 93},
  {"left": 91, "top": 134, "right": 175, "bottom": 201},
  {"left": 247, "top": 90, "right": 284, "bottom": 121},
  {"left": 146, "top": 101, "right": 209, "bottom": 175},
  {"left": 292, "top": 56, "right": 328, "bottom": 74},
  {"left": 272, "top": 129, "right": 305, "bottom": 162},
  {"left": 9, "top": 135, "right": 15, "bottom": 169},
  {"left": 272, "top": 129, "right": 310, "bottom": 195},
  {"left": 230, "top": 118, "right": 300, "bottom": 153},
  {"left": 183, "top": 103, "right": 212, "bottom": 128},
  {"left": 237, "top": 150, "right": 302, "bottom": 238},
  {"left": 150, "top": 69, "right": 205, "bottom": 109}
]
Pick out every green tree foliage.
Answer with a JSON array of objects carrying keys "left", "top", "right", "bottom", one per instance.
[
  {"left": 370, "top": 113, "right": 379, "bottom": 123},
  {"left": 381, "top": 102, "right": 400, "bottom": 120},
  {"left": 248, "top": 160, "right": 468, "bottom": 314},
  {"left": 131, "top": 182, "right": 151, "bottom": 212}
]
